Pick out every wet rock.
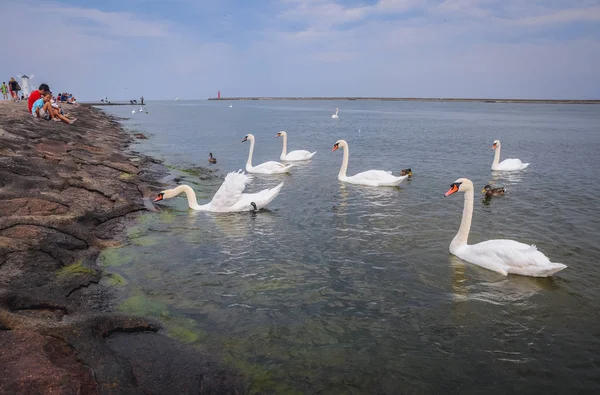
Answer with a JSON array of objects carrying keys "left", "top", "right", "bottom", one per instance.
[
  {"left": 133, "top": 133, "right": 148, "bottom": 139},
  {"left": 0, "top": 198, "right": 70, "bottom": 216},
  {"left": 107, "top": 332, "right": 243, "bottom": 395},
  {"left": 0, "top": 330, "right": 99, "bottom": 395}
]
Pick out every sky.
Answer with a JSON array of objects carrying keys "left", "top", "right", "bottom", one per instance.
[{"left": 1, "top": 0, "right": 599, "bottom": 100}]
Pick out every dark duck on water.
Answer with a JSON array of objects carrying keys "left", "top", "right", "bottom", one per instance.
[
  {"left": 208, "top": 152, "right": 217, "bottom": 164},
  {"left": 400, "top": 168, "right": 413, "bottom": 179},
  {"left": 482, "top": 184, "right": 506, "bottom": 198}
]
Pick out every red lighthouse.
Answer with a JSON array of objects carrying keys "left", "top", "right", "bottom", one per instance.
[{"left": 217, "top": 90, "right": 221, "bottom": 99}]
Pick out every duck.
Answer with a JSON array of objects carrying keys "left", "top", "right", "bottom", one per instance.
[
  {"left": 482, "top": 184, "right": 505, "bottom": 198},
  {"left": 491, "top": 140, "right": 530, "bottom": 171},
  {"left": 208, "top": 152, "right": 217, "bottom": 164},
  {"left": 444, "top": 178, "right": 566, "bottom": 277},
  {"left": 276, "top": 131, "right": 316, "bottom": 161},
  {"left": 153, "top": 170, "right": 282, "bottom": 212},
  {"left": 400, "top": 168, "right": 413, "bottom": 179},
  {"left": 242, "top": 134, "right": 293, "bottom": 174},
  {"left": 332, "top": 140, "right": 408, "bottom": 187}
]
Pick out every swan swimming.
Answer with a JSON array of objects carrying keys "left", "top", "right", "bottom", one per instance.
[
  {"left": 331, "top": 140, "right": 408, "bottom": 187},
  {"left": 444, "top": 178, "right": 566, "bottom": 277},
  {"left": 331, "top": 108, "right": 339, "bottom": 119},
  {"left": 276, "top": 131, "right": 316, "bottom": 161},
  {"left": 491, "top": 140, "right": 530, "bottom": 171},
  {"left": 242, "top": 134, "right": 294, "bottom": 174},
  {"left": 153, "top": 170, "right": 282, "bottom": 212}
]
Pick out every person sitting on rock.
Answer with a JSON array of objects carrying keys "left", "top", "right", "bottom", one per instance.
[
  {"left": 32, "top": 92, "right": 76, "bottom": 124},
  {"left": 28, "top": 83, "right": 51, "bottom": 113}
]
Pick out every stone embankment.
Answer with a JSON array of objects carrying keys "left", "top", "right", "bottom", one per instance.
[{"left": 0, "top": 102, "right": 241, "bottom": 394}]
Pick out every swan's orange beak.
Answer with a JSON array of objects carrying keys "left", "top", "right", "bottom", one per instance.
[
  {"left": 154, "top": 193, "right": 164, "bottom": 202},
  {"left": 276, "top": 132, "right": 281, "bottom": 137},
  {"left": 242, "top": 136, "right": 248, "bottom": 142},
  {"left": 492, "top": 143, "right": 498, "bottom": 150},
  {"left": 331, "top": 144, "right": 339, "bottom": 152},
  {"left": 444, "top": 184, "right": 460, "bottom": 197}
]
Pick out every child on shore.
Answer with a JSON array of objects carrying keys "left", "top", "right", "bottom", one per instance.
[
  {"left": 32, "top": 92, "right": 76, "bottom": 124},
  {"left": 1, "top": 82, "right": 7, "bottom": 100}
]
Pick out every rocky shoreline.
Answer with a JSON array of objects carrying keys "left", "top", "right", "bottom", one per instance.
[{"left": 0, "top": 102, "right": 241, "bottom": 394}]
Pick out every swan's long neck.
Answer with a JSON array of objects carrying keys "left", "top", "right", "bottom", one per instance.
[
  {"left": 338, "top": 145, "right": 349, "bottom": 180},
  {"left": 246, "top": 138, "right": 255, "bottom": 168},
  {"left": 171, "top": 185, "right": 205, "bottom": 210},
  {"left": 335, "top": 108, "right": 338, "bottom": 115},
  {"left": 492, "top": 146, "right": 501, "bottom": 168},
  {"left": 451, "top": 189, "right": 473, "bottom": 250},
  {"left": 280, "top": 135, "right": 288, "bottom": 159}
]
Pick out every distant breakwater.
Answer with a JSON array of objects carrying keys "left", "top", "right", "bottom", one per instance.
[{"left": 208, "top": 97, "right": 600, "bottom": 104}]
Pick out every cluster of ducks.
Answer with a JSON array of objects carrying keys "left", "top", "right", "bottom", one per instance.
[{"left": 154, "top": 135, "right": 567, "bottom": 278}]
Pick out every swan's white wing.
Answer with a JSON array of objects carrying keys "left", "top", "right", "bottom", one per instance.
[
  {"left": 458, "top": 239, "right": 566, "bottom": 277},
  {"left": 236, "top": 182, "right": 284, "bottom": 210},
  {"left": 285, "top": 150, "right": 316, "bottom": 161},
  {"left": 347, "top": 170, "right": 407, "bottom": 186},
  {"left": 209, "top": 170, "right": 251, "bottom": 210}
]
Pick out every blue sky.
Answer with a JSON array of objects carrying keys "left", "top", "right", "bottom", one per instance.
[{"left": 1, "top": 0, "right": 599, "bottom": 100}]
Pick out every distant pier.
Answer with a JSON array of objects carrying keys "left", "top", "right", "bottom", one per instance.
[
  {"left": 207, "top": 97, "right": 600, "bottom": 105},
  {"left": 82, "top": 102, "right": 146, "bottom": 106}
]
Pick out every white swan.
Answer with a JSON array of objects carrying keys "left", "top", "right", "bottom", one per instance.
[
  {"left": 331, "top": 140, "right": 408, "bottom": 187},
  {"left": 131, "top": 110, "right": 135, "bottom": 114},
  {"left": 444, "top": 178, "right": 566, "bottom": 277},
  {"left": 153, "top": 170, "right": 283, "bottom": 212},
  {"left": 242, "top": 134, "right": 294, "bottom": 174},
  {"left": 491, "top": 140, "right": 530, "bottom": 171},
  {"left": 331, "top": 108, "right": 339, "bottom": 119},
  {"left": 276, "top": 131, "right": 316, "bottom": 161},
  {"left": 139, "top": 107, "right": 143, "bottom": 112}
]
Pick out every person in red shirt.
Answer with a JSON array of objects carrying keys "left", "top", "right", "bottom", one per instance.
[{"left": 28, "top": 83, "right": 50, "bottom": 113}]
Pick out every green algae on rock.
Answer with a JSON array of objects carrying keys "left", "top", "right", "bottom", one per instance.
[
  {"left": 131, "top": 235, "right": 160, "bottom": 247},
  {"left": 98, "top": 246, "right": 138, "bottom": 267},
  {"left": 100, "top": 273, "right": 128, "bottom": 287},
  {"left": 119, "top": 290, "right": 170, "bottom": 318},
  {"left": 119, "top": 172, "right": 134, "bottom": 180},
  {"left": 56, "top": 260, "right": 97, "bottom": 277}
]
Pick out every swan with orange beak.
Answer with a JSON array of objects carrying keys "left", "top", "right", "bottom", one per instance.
[{"left": 444, "top": 178, "right": 566, "bottom": 277}]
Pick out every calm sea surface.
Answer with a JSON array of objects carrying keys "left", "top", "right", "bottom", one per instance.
[{"left": 99, "top": 100, "right": 600, "bottom": 394}]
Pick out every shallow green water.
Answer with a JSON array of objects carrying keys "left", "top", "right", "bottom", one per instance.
[{"left": 99, "top": 100, "right": 600, "bottom": 394}]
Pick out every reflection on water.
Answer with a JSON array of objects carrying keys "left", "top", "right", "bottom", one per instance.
[
  {"left": 99, "top": 101, "right": 600, "bottom": 393},
  {"left": 490, "top": 169, "right": 527, "bottom": 184}
]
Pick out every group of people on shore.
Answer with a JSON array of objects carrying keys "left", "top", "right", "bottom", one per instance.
[
  {"left": 1, "top": 78, "right": 22, "bottom": 102},
  {"left": 56, "top": 92, "right": 77, "bottom": 104},
  {"left": 28, "top": 83, "right": 77, "bottom": 124}
]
